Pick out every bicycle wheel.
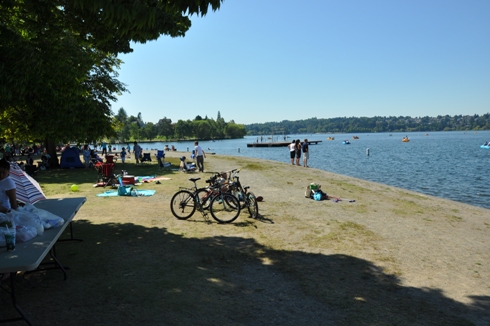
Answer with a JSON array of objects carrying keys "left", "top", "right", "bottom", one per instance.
[
  {"left": 170, "top": 190, "right": 196, "bottom": 220},
  {"left": 246, "top": 192, "right": 259, "bottom": 219},
  {"left": 227, "top": 189, "right": 242, "bottom": 210},
  {"left": 210, "top": 193, "right": 241, "bottom": 223},
  {"left": 195, "top": 188, "right": 214, "bottom": 211}
]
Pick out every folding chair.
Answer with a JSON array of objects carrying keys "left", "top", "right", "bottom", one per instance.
[
  {"left": 156, "top": 150, "right": 171, "bottom": 170},
  {"left": 140, "top": 153, "right": 152, "bottom": 164},
  {"left": 98, "top": 163, "right": 118, "bottom": 187},
  {"left": 105, "top": 155, "right": 115, "bottom": 164}
]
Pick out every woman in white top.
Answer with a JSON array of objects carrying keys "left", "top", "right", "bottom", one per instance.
[
  {"left": 0, "top": 158, "right": 18, "bottom": 214},
  {"left": 288, "top": 140, "right": 296, "bottom": 165}
]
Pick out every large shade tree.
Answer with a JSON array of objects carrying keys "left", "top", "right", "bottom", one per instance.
[{"left": 0, "top": 0, "right": 223, "bottom": 166}]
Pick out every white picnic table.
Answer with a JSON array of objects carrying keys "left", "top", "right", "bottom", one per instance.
[{"left": 0, "top": 197, "right": 86, "bottom": 325}]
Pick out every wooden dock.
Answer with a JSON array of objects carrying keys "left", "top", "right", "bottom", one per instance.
[{"left": 246, "top": 140, "right": 322, "bottom": 148}]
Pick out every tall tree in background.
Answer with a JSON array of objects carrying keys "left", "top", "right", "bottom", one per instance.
[
  {"left": 156, "top": 118, "right": 174, "bottom": 140},
  {"left": 194, "top": 120, "right": 213, "bottom": 139},
  {"left": 142, "top": 122, "right": 157, "bottom": 141},
  {"left": 115, "top": 108, "right": 131, "bottom": 142},
  {"left": 174, "top": 120, "right": 194, "bottom": 140},
  {"left": 216, "top": 111, "right": 226, "bottom": 138}
]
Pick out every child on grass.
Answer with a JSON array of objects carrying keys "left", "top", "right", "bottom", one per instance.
[{"left": 120, "top": 147, "right": 127, "bottom": 165}]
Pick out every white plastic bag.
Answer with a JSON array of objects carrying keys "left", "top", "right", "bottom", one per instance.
[
  {"left": 15, "top": 225, "right": 37, "bottom": 242},
  {"left": 36, "top": 208, "right": 64, "bottom": 229},
  {"left": 11, "top": 209, "right": 44, "bottom": 236},
  {"left": 20, "top": 203, "right": 64, "bottom": 229}
]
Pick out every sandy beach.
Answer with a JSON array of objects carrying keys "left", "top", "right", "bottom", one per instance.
[{"left": 2, "top": 150, "right": 489, "bottom": 325}]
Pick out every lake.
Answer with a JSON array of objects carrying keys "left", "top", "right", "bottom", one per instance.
[{"left": 136, "top": 131, "right": 490, "bottom": 210}]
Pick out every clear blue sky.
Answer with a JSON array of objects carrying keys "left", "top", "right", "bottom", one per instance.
[{"left": 111, "top": 0, "right": 490, "bottom": 125}]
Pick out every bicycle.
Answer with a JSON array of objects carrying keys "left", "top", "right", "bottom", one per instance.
[
  {"left": 225, "top": 169, "right": 259, "bottom": 219},
  {"left": 170, "top": 176, "right": 241, "bottom": 223}
]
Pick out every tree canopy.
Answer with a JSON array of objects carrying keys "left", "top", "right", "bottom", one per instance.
[{"left": 0, "top": 0, "right": 223, "bottom": 150}]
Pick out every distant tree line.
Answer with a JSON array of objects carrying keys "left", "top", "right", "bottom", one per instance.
[
  {"left": 112, "top": 109, "right": 247, "bottom": 143},
  {"left": 245, "top": 114, "right": 490, "bottom": 135}
]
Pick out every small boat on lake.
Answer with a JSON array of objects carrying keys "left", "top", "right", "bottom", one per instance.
[
  {"left": 343, "top": 140, "right": 351, "bottom": 145},
  {"left": 352, "top": 136, "right": 359, "bottom": 140},
  {"left": 327, "top": 137, "right": 335, "bottom": 140},
  {"left": 481, "top": 144, "right": 490, "bottom": 149},
  {"left": 402, "top": 137, "right": 410, "bottom": 142}
]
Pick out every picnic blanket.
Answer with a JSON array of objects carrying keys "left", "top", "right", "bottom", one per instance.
[
  {"left": 97, "top": 190, "right": 156, "bottom": 197},
  {"left": 134, "top": 175, "right": 172, "bottom": 183}
]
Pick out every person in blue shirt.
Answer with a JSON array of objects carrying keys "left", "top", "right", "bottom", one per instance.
[{"left": 120, "top": 147, "right": 127, "bottom": 165}]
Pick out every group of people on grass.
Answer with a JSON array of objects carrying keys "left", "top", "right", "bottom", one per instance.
[
  {"left": 0, "top": 144, "right": 43, "bottom": 157},
  {"left": 81, "top": 141, "right": 144, "bottom": 167},
  {"left": 2, "top": 139, "right": 211, "bottom": 174},
  {"left": 288, "top": 139, "right": 309, "bottom": 167}
]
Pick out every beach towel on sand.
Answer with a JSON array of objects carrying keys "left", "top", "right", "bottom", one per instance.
[
  {"left": 134, "top": 175, "right": 172, "bottom": 183},
  {"left": 97, "top": 189, "right": 156, "bottom": 197}
]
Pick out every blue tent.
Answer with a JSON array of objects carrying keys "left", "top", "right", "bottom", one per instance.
[{"left": 60, "top": 147, "right": 85, "bottom": 169}]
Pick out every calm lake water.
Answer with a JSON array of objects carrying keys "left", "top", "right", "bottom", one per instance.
[{"left": 138, "top": 131, "right": 490, "bottom": 210}]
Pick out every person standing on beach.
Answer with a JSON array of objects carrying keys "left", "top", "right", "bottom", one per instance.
[
  {"left": 120, "top": 147, "right": 127, "bottom": 165},
  {"left": 288, "top": 140, "right": 296, "bottom": 165},
  {"left": 302, "top": 139, "right": 309, "bottom": 167},
  {"left": 101, "top": 141, "right": 107, "bottom": 156},
  {"left": 295, "top": 139, "right": 302, "bottom": 166},
  {"left": 133, "top": 141, "right": 142, "bottom": 165},
  {"left": 194, "top": 141, "right": 206, "bottom": 172}
]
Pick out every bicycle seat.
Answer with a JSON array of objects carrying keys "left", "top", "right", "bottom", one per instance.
[{"left": 189, "top": 177, "right": 201, "bottom": 182}]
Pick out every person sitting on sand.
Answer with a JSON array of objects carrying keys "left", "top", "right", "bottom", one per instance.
[{"left": 179, "top": 156, "right": 196, "bottom": 172}]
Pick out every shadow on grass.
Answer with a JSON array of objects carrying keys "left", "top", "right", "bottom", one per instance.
[{"left": 2, "top": 221, "right": 488, "bottom": 326}]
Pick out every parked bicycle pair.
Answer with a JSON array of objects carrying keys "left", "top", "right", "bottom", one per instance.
[{"left": 170, "top": 169, "right": 259, "bottom": 223}]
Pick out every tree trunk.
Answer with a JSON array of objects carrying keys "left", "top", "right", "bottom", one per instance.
[{"left": 44, "top": 137, "right": 60, "bottom": 168}]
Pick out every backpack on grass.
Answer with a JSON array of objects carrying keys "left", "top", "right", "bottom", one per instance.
[
  {"left": 118, "top": 185, "right": 137, "bottom": 196},
  {"left": 305, "top": 183, "right": 327, "bottom": 200}
]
